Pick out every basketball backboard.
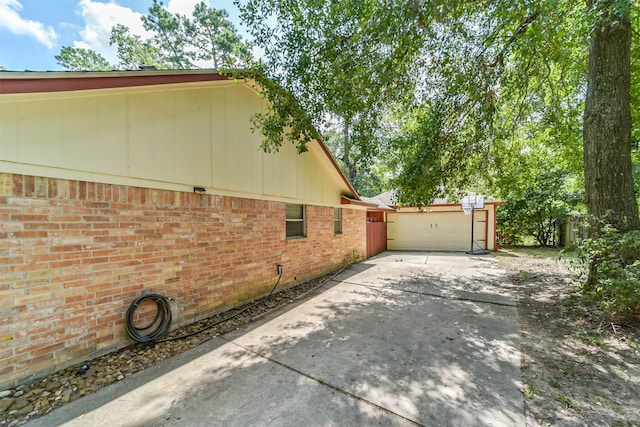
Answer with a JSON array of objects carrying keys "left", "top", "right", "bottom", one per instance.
[{"left": 460, "top": 194, "right": 485, "bottom": 210}]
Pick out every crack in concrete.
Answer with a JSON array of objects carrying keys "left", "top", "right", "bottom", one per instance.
[
  {"left": 333, "top": 279, "right": 518, "bottom": 308},
  {"left": 222, "top": 338, "right": 427, "bottom": 427}
]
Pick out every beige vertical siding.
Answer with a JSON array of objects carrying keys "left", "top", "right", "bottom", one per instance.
[{"left": 0, "top": 81, "right": 348, "bottom": 206}]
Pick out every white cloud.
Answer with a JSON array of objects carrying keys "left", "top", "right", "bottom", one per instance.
[
  {"left": 74, "top": 0, "right": 152, "bottom": 63},
  {"left": 0, "top": 0, "right": 58, "bottom": 48}
]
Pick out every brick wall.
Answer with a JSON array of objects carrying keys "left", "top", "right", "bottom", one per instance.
[{"left": 0, "top": 173, "right": 366, "bottom": 387}]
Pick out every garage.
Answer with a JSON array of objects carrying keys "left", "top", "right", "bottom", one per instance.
[{"left": 387, "top": 210, "right": 488, "bottom": 252}]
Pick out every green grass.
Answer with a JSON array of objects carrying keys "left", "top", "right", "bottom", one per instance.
[
  {"left": 495, "top": 245, "right": 578, "bottom": 265},
  {"left": 524, "top": 382, "right": 539, "bottom": 397},
  {"left": 562, "top": 362, "right": 579, "bottom": 377},
  {"left": 556, "top": 394, "right": 579, "bottom": 410},
  {"left": 614, "top": 369, "right": 631, "bottom": 381},
  {"left": 577, "top": 328, "right": 608, "bottom": 348},
  {"left": 548, "top": 377, "right": 562, "bottom": 388}
]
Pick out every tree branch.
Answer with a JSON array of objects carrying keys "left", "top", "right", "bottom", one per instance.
[{"left": 490, "top": 10, "right": 540, "bottom": 69}]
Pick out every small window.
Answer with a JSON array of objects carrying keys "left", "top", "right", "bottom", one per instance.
[
  {"left": 334, "top": 208, "right": 342, "bottom": 235},
  {"left": 286, "top": 204, "right": 306, "bottom": 238}
]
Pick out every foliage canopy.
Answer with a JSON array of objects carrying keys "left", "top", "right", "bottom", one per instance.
[
  {"left": 240, "top": 0, "right": 638, "bottom": 228},
  {"left": 56, "top": 0, "right": 252, "bottom": 71}
]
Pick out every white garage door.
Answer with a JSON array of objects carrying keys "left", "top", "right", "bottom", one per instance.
[{"left": 387, "top": 211, "right": 487, "bottom": 251}]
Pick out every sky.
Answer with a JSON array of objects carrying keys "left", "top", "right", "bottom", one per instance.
[{"left": 0, "top": 0, "right": 248, "bottom": 71}]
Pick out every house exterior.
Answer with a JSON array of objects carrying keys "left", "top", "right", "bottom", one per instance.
[
  {"left": 364, "top": 192, "right": 501, "bottom": 252},
  {"left": 0, "top": 70, "right": 366, "bottom": 387}
]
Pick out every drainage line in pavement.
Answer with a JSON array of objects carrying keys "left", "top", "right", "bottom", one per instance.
[
  {"left": 223, "top": 338, "right": 429, "bottom": 427},
  {"left": 335, "top": 280, "right": 517, "bottom": 308}
]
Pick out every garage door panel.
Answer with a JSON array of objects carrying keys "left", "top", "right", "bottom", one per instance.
[{"left": 387, "top": 211, "right": 487, "bottom": 251}]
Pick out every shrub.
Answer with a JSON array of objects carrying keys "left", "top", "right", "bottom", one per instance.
[
  {"left": 496, "top": 169, "right": 583, "bottom": 247},
  {"left": 576, "top": 226, "right": 640, "bottom": 320}
]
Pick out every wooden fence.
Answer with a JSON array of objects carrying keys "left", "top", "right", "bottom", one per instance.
[{"left": 366, "top": 221, "right": 387, "bottom": 259}]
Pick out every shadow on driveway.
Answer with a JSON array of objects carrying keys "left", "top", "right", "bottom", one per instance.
[{"left": 28, "top": 252, "right": 524, "bottom": 427}]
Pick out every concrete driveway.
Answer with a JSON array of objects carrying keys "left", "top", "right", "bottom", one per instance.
[{"left": 28, "top": 252, "right": 524, "bottom": 426}]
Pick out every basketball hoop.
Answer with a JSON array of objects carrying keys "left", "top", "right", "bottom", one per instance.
[
  {"left": 461, "top": 194, "right": 485, "bottom": 211},
  {"left": 460, "top": 193, "right": 489, "bottom": 255}
]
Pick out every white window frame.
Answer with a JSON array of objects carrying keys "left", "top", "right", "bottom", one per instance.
[
  {"left": 286, "top": 204, "right": 306, "bottom": 239},
  {"left": 334, "top": 208, "right": 342, "bottom": 235}
]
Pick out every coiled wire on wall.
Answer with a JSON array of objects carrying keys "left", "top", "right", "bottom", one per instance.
[{"left": 125, "top": 272, "right": 282, "bottom": 344}]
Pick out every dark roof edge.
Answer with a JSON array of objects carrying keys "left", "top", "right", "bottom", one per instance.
[{"left": 0, "top": 69, "right": 239, "bottom": 94}]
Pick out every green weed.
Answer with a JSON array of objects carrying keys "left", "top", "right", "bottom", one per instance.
[
  {"left": 518, "top": 270, "right": 528, "bottom": 282},
  {"left": 562, "top": 362, "right": 578, "bottom": 376},
  {"left": 548, "top": 377, "right": 561, "bottom": 388},
  {"left": 524, "top": 383, "right": 539, "bottom": 397},
  {"left": 556, "top": 394, "right": 578, "bottom": 410},
  {"left": 609, "top": 404, "right": 626, "bottom": 416},
  {"left": 577, "top": 328, "right": 607, "bottom": 348},
  {"left": 614, "top": 369, "right": 631, "bottom": 381},
  {"left": 576, "top": 227, "right": 640, "bottom": 320},
  {"left": 596, "top": 389, "right": 608, "bottom": 398}
]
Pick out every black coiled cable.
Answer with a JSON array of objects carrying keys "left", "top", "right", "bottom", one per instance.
[{"left": 125, "top": 293, "right": 173, "bottom": 343}]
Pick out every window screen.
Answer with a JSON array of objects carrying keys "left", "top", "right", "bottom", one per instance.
[
  {"left": 286, "top": 204, "right": 305, "bottom": 238},
  {"left": 334, "top": 208, "right": 342, "bottom": 234}
]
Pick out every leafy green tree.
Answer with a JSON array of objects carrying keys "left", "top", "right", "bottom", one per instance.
[
  {"left": 141, "top": 0, "right": 191, "bottom": 68},
  {"left": 56, "top": 1, "right": 252, "bottom": 71},
  {"left": 497, "top": 169, "right": 583, "bottom": 246},
  {"left": 323, "top": 125, "right": 390, "bottom": 197},
  {"left": 240, "top": 0, "right": 639, "bottom": 233},
  {"left": 185, "top": 2, "right": 253, "bottom": 69},
  {"left": 55, "top": 47, "right": 112, "bottom": 71},
  {"left": 240, "top": 0, "right": 422, "bottom": 165},
  {"left": 109, "top": 24, "right": 167, "bottom": 70}
]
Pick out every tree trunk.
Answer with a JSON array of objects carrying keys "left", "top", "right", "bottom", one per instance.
[
  {"left": 342, "top": 118, "right": 357, "bottom": 183},
  {"left": 582, "top": 2, "right": 639, "bottom": 233}
]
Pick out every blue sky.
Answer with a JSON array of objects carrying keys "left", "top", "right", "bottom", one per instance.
[{"left": 0, "top": 0, "right": 248, "bottom": 71}]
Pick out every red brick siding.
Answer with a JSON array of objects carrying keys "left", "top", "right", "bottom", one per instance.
[{"left": 0, "top": 173, "right": 366, "bottom": 387}]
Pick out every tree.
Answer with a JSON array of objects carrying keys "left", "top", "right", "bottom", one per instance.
[
  {"left": 497, "top": 168, "right": 583, "bottom": 246},
  {"left": 109, "top": 24, "right": 167, "bottom": 70},
  {"left": 240, "top": 0, "right": 423, "bottom": 169},
  {"left": 240, "top": 0, "right": 639, "bottom": 231},
  {"left": 583, "top": 1, "right": 639, "bottom": 232},
  {"left": 55, "top": 47, "right": 112, "bottom": 71},
  {"left": 185, "top": 2, "right": 253, "bottom": 69},
  {"left": 323, "top": 125, "right": 390, "bottom": 197},
  {"left": 141, "top": 0, "right": 191, "bottom": 69},
  {"left": 56, "top": 1, "right": 252, "bottom": 71}
]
